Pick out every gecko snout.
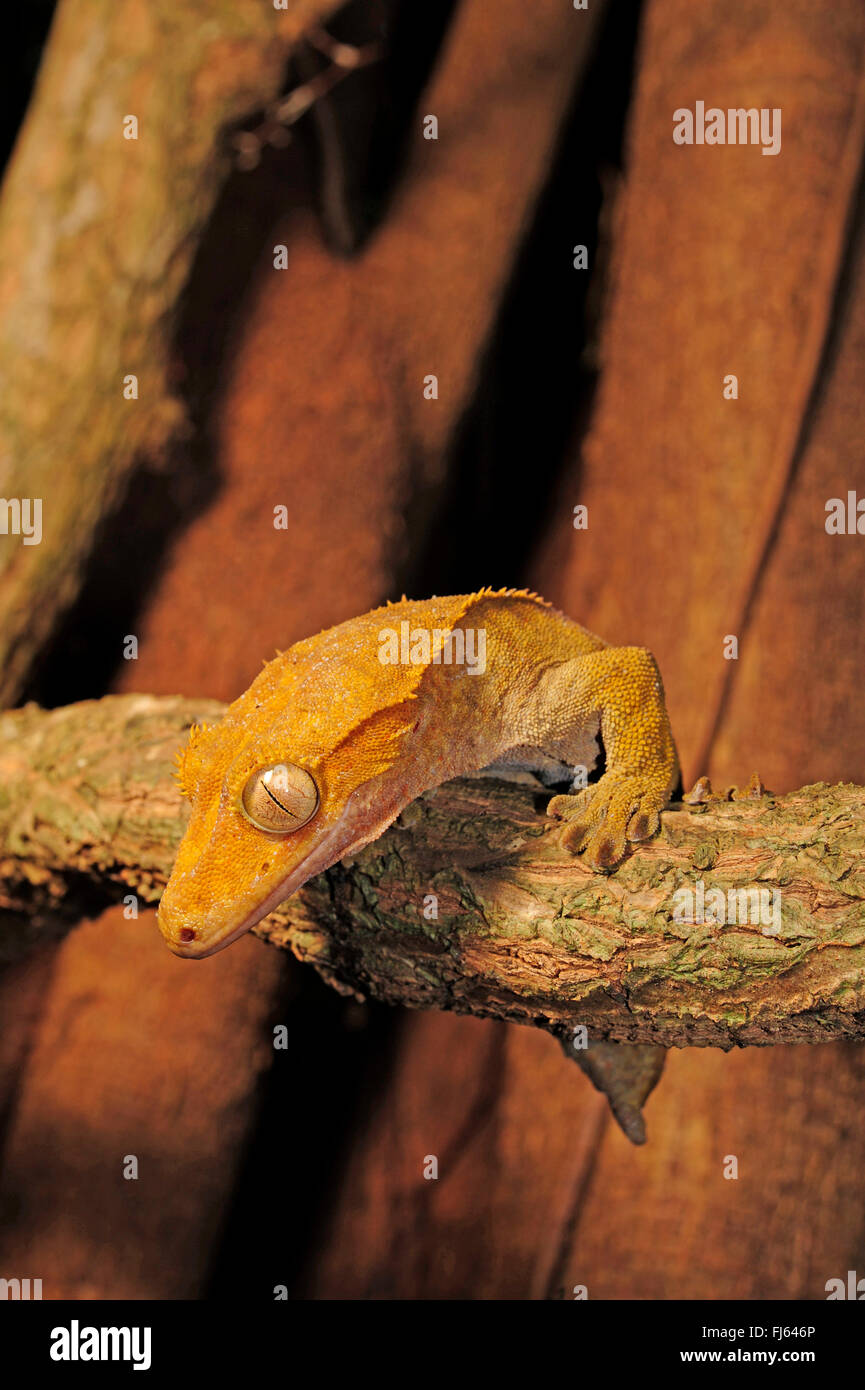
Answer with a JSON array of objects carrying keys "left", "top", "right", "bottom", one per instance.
[
  {"left": 158, "top": 910, "right": 206, "bottom": 959},
  {"left": 157, "top": 884, "right": 216, "bottom": 959}
]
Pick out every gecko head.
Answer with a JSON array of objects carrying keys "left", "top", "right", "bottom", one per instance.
[{"left": 158, "top": 645, "right": 425, "bottom": 959}]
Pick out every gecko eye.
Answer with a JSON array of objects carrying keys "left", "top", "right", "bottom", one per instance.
[{"left": 240, "top": 762, "right": 319, "bottom": 833}]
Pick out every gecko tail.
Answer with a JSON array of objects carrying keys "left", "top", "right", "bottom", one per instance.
[{"left": 560, "top": 1036, "right": 667, "bottom": 1144}]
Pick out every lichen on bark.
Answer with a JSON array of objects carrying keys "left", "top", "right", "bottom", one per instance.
[{"left": 1, "top": 695, "right": 864, "bottom": 1056}]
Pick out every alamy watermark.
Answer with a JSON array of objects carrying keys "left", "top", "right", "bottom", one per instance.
[
  {"left": 825, "top": 491, "right": 865, "bottom": 534},
  {"left": 672, "top": 879, "right": 781, "bottom": 936},
  {"left": 826, "top": 1270, "right": 865, "bottom": 1300},
  {"left": 377, "top": 622, "right": 486, "bottom": 675},
  {"left": 0, "top": 1276, "right": 42, "bottom": 1299},
  {"left": 0, "top": 497, "right": 41, "bottom": 545},
  {"left": 673, "top": 102, "right": 781, "bottom": 156},
  {"left": 50, "top": 1321, "right": 151, "bottom": 1371}
]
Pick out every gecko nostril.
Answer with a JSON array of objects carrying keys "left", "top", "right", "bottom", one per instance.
[
  {"left": 260, "top": 861, "right": 270, "bottom": 872},
  {"left": 179, "top": 927, "right": 196, "bottom": 943}
]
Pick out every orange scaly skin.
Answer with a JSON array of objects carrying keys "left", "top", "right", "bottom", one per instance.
[{"left": 158, "top": 590, "right": 679, "bottom": 958}]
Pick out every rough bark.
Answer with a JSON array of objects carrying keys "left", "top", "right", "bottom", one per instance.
[
  {"left": 2, "top": 694, "right": 864, "bottom": 1050},
  {"left": 0, "top": 0, "right": 338, "bottom": 705}
]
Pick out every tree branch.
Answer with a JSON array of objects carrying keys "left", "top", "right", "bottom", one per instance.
[
  {"left": 1, "top": 695, "right": 864, "bottom": 1051},
  {"left": 0, "top": 0, "right": 340, "bottom": 704}
]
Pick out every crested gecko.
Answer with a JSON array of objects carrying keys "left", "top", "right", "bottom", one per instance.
[{"left": 159, "top": 589, "right": 678, "bottom": 957}]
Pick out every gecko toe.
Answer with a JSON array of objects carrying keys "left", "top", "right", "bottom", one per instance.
[
  {"left": 591, "top": 834, "right": 623, "bottom": 870},
  {"left": 547, "top": 790, "right": 591, "bottom": 822},
  {"left": 552, "top": 776, "right": 666, "bottom": 870},
  {"left": 627, "top": 807, "right": 659, "bottom": 842},
  {"left": 560, "top": 818, "right": 590, "bottom": 853}
]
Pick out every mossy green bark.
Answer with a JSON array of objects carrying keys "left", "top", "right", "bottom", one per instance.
[
  {"left": 277, "top": 776, "right": 865, "bottom": 1046},
  {"left": 1, "top": 695, "right": 864, "bottom": 1049}
]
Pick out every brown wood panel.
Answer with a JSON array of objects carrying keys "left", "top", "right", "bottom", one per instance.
[
  {"left": 0, "top": 917, "right": 278, "bottom": 1299},
  {"left": 0, "top": 0, "right": 600, "bottom": 1299},
  {"left": 310, "top": 1014, "right": 609, "bottom": 1299},
  {"left": 568, "top": 1045, "right": 865, "bottom": 1300},
  {"left": 532, "top": 0, "right": 865, "bottom": 783},
  {"left": 713, "top": 213, "right": 865, "bottom": 788},
  {"left": 526, "top": 0, "right": 865, "bottom": 1302}
]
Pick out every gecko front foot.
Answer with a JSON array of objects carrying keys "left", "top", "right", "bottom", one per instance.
[{"left": 547, "top": 774, "right": 666, "bottom": 871}]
